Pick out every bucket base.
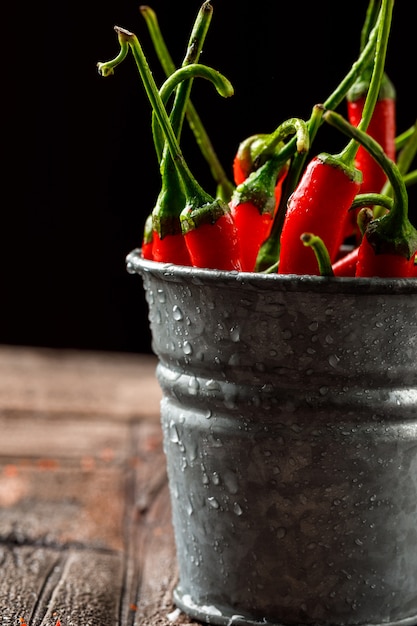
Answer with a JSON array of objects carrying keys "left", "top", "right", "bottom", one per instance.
[{"left": 173, "top": 586, "right": 417, "bottom": 626}]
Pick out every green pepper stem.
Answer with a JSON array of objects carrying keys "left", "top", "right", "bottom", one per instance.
[
  {"left": 395, "top": 124, "right": 416, "bottom": 152},
  {"left": 139, "top": 6, "right": 175, "bottom": 76},
  {"left": 403, "top": 170, "right": 417, "bottom": 188},
  {"left": 350, "top": 193, "right": 394, "bottom": 214},
  {"left": 322, "top": 13, "right": 381, "bottom": 113},
  {"left": 360, "top": 0, "right": 380, "bottom": 53},
  {"left": 300, "top": 233, "right": 334, "bottom": 277},
  {"left": 152, "top": 63, "right": 234, "bottom": 162},
  {"left": 151, "top": 2, "right": 215, "bottom": 232},
  {"left": 163, "top": 1, "right": 212, "bottom": 145},
  {"left": 115, "top": 27, "right": 213, "bottom": 205},
  {"left": 396, "top": 121, "right": 417, "bottom": 177},
  {"left": 373, "top": 123, "right": 417, "bottom": 218},
  {"left": 140, "top": 3, "right": 234, "bottom": 200}
]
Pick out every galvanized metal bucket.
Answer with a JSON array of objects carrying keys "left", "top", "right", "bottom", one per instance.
[{"left": 126, "top": 248, "right": 417, "bottom": 626}]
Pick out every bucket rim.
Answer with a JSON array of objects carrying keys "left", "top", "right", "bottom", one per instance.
[{"left": 126, "top": 248, "right": 417, "bottom": 295}]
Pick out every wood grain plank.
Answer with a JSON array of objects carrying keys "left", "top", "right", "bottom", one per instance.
[
  {"left": 42, "top": 549, "right": 125, "bottom": 626},
  {"left": 0, "top": 345, "right": 161, "bottom": 419},
  {"left": 0, "top": 544, "right": 61, "bottom": 623},
  {"left": 0, "top": 463, "right": 127, "bottom": 551},
  {"left": 0, "top": 346, "right": 200, "bottom": 625},
  {"left": 0, "top": 415, "right": 133, "bottom": 459}
]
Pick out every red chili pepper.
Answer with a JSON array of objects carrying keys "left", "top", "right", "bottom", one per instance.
[
  {"left": 412, "top": 253, "right": 417, "bottom": 277},
  {"left": 332, "top": 246, "right": 359, "bottom": 277},
  {"left": 347, "top": 0, "right": 396, "bottom": 196},
  {"left": 278, "top": 153, "right": 362, "bottom": 275},
  {"left": 181, "top": 202, "right": 242, "bottom": 270},
  {"left": 232, "top": 119, "right": 307, "bottom": 226},
  {"left": 345, "top": 72, "right": 396, "bottom": 241},
  {"left": 230, "top": 202, "right": 273, "bottom": 272},
  {"left": 356, "top": 235, "right": 415, "bottom": 277},
  {"left": 151, "top": 230, "right": 191, "bottom": 265},
  {"left": 347, "top": 77, "right": 396, "bottom": 194},
  {"left": 324, "top": 110, "right": 417, "bottom": 278},
  {"left": 229, "top": 155, "right": 287, "bottom": 271},
  {"left": 232, "top": 134, "right": 269, "bottom": 185},
  {"left": 340, "top": 0, "right": 396, "bottom": 241}
]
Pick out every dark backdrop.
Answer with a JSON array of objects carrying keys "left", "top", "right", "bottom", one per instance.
[{"left": 4, "top": 2, "right": 416, "bottom": 354}]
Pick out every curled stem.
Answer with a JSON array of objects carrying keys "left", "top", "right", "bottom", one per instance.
[
  {"left": 251, "top": 118, "right": 310, "bottom": 171},
  {"left": 300, "top": 233, "right": 334, "bottom": 277},
  {"left": 350, "top": 193, "right": 394, "bottom": 214},
  {"left": 152, "top": 63, "right": 234, "bottom": 162},
  {"left": 97, "top": 39, "right": 129, "bottom": 76}
]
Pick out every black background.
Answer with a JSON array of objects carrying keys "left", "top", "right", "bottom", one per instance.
[{"left": 4, "top": 1, "right": 416, "bottom": 354}]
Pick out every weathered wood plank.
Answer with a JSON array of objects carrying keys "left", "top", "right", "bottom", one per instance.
[
  {"left": 0, "top": 415, "right": 133, "bottom": 460},
  {"left": 0, "top": 463, "right": 127, "bottom": 551},
  {"left": 0, "top": 345, "right": 161, "bottom": 420},
  {"left": 0, "top": 420, "right": 165, "bottom": 551},
  {"left": 0, "top": 545, "right": 124, "bottom": 626},
  {"left": 0, "top": 346, "right": 205, "bottom": 625},
  {"left": 0, "top": 544, "right": 62, "bottom": 624},
  {"left": 42, "top": 550, "right": 125, "bottom": 626}
]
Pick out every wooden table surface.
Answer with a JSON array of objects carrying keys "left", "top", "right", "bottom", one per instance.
[{"left": 0, "top": 344, "right": 201, "bottom": 626}]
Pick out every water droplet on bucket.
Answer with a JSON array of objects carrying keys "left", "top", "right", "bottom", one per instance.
[
  {"left": 207, "top": 496, "right": 220, "bottom": 509},
  {"left": 212, "top": 472, "right": 220, "bottom": 485},
  {"left": 186, "top": 498, "right": 193, "bottom": 516},
  {"left": 230, "top": 325, "right": 241, "bottom": 342},
  {"left": 169, "top": 421, "right": 180, "bottom": 443},
  {"left": 188, "top": 376, "right": 199, "bottom": 394},
  {"left": 157, "top": 288, "right": 166, "bottom": 303},
  {"left": 206, "top": 379, "right": 221, "bottom": 391},
  {"left": 328, "top": 354, "right": 340, "bottom": 368},
  {"left": 233, "top": 502, "right": 243, "bottom": 516},
  {"left": 183, "top": 341, "right": 193, "bottom": 355},
  {"left": 173, "top": 305, "right": 183, "bottom": 321}
]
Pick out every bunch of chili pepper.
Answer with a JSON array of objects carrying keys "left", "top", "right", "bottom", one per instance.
[{"left": 97, "top": 0, "right": 417, "bottom": 279}]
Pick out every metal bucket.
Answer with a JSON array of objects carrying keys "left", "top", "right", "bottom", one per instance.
[{"left": 126, "top": 248, "right": 417, "bottom": 626}]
